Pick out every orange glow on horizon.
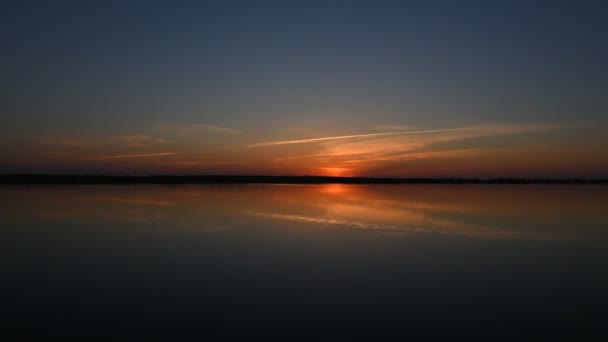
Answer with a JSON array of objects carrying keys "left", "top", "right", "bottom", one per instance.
[
  {"left": 12, "top": 121, "right": 606, "bottom": 178},
  {"left": 319, "top": 167, "right": 352, "bottom": 177}
]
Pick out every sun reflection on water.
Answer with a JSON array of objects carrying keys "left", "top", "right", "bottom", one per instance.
[{"left": 2, "top": 184, "right": 607, "bottom": 240}]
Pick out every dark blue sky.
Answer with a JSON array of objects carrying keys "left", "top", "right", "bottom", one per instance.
[{"left": 1, "top": 1, "right": 607, "bottom": 176}]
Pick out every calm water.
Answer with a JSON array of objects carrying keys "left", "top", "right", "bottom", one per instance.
[{"left": 2, "top": 184, "right": 608, "bottom": 338}]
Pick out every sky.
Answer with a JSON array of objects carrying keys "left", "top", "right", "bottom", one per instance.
[{"left": 1, "top": 0, "right": 607, "bottom": 177}]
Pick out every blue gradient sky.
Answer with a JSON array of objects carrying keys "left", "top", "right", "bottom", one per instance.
[{"left": 1, "top": 1, "right": 607, "bottom": 177}]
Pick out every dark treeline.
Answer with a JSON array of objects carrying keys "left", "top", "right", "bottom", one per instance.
[{"left": 1, "top": 175, "right": 607, "bottom": 184}]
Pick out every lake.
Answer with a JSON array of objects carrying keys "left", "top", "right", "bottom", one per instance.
[{"left": 2, "top": 184, "right": 608, "bottom": 338}]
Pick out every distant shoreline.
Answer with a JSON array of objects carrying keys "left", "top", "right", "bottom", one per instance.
[{"left": 1, "top": 175, "right": 607, "bottom": 185}]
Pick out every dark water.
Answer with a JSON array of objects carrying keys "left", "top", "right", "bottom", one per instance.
[{"left": 2, "top": 184, "right": 608, "bottom": 338}]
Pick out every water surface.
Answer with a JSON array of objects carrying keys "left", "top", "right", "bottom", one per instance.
[{"left": 2, "top": 184, "right": 608, "bottom": 337}]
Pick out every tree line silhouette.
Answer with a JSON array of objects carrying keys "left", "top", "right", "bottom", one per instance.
[{"left": 1, "top": 174, "right": 606, "bottom": 184}]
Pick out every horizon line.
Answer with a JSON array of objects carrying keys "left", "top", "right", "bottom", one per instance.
[{"left": 1, "top": 174, "right": 606, "bottom": 185}]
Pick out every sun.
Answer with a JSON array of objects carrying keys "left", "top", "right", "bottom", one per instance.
[{"left": 319, "top": 167, "right": 352, "bottom": 177}]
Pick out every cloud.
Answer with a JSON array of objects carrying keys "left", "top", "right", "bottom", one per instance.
[
  {"left": 37, "top": 134, "right": 170, "bottom": 149},
  {"left": 260, "top": 122, "right": 567, "bottom": 175},
  {"left": 162, "top": 124, "right": 242, "bottom": 135},
  {"left": 374, "top": 124, "right": 415, "bottom": 130},
  {"left": 249, "top": 131, "right": 408, "bottom": 148},
  {"left": 160, "top": 161, "right": 248, "bottom": 167},
  {"left": 247, "top": 123, "right": 556, "bottom": 148},
  {"left": 37, "top": 136, "right": 86, "bottom": 147},
  {"left": 83, "top": 152, "right": 176, "bottom": 160},
  {"left": 341, "top": 148, "right": 487, "bottom": 164},
  {"left": 107, "top": 135, "right": 169, "bottom": 147},
  {"left": 92, "top": 197, "right": 174, "bottom": 206},
  {"left": 195, "top": 125, "right": 242, "bottom": 135}
]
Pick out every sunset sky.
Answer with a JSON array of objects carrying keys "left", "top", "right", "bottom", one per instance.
[{"left": 1, "top": 1, "right": 607, "bottom": 177}]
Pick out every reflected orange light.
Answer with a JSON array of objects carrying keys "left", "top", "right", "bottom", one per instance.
[{"left": 322, "top": 184, "right": 348, "bottom": 194}]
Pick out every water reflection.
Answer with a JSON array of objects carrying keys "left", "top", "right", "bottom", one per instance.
[
  {"left": 2, "top": 184, "right": 608, "bottom": 338},
  {"left": 2, "top": 184, "right": 607, "bottom": 240}
]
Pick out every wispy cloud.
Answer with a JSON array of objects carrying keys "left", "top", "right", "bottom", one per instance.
[
  {"left": 247, "top": 123, "right": 556, "bottom": 148},
  {"left": 38, "top": 136, "right": 86, "bottom": 147},
  {"left": 92, "top": 197, "right": 174, "bottom": 206},
  {"left": 249, "top": 132, "right": 408, "bottom": 148},
  {"left": 38, "top": 134, "right": 170, "bottom": 149},
  {"left": 258, "top": 122, "right": 567, "bottom": 175},
  {"left": 107, "top": 135, "right": 169, "bottom": 147},
  {"left": 342, "top": 148, "right": 488, "bottom": 164},
  {"left": 374, "top": 124, "right": 414, "bottom": 130},
  {"left": 83, "top": 152, "right": 176, "bottom": 160},
  {"left": 152, "top": 123, "right": 243, "bottom": 141},
  {"left": 195, "top": 124, "right": 242, "bottom": 135},
  {"left": 161, "top": 161, "right": 247, "bottom": 167}
]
